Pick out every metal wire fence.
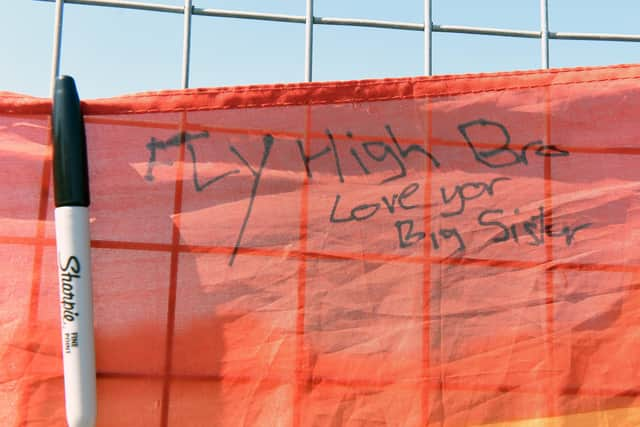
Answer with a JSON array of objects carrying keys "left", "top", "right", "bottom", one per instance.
[{"left": 37, "top": 0, "right": 640, "bottom": 96}]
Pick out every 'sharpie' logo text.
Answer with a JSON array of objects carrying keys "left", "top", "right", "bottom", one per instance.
[{"left": 60, "top": 256, "right": 80, "bottom": 323}]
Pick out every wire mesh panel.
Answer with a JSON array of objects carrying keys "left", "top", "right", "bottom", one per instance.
[{"left": 36, "top": 0, "right": 640, "bottom": 95}]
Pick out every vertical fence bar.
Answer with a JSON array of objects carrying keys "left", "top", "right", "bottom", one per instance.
[
  {"left": 424, "top": 0, "right": 433, "bottom": 76},
  {"left": 50, "top": 0, "right": 65, "bottom": 96},
  {"left": 181, "top": 0, "right": 193, "bottom": 89},
  {"left": 540, "top": 0, "right": 550, "bottom": 69},
  {"left": 304, "top": 0, "right": 314, "bottom": 82}
]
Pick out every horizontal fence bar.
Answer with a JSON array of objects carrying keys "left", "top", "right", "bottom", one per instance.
[
  {"left": 33, "top": 0, "right": 307, "bottom": 21},
  {"left": 434, "top": 24, "right": 540, "bottom": 39},
  {"left": 550, "top": 31, "right": 640, "bottom": 42},
  {"left": 314, "top": 16, "right": 423, "bottom": 31},
  {"left": 195, "top": 7, "right": 303, "bottom": 24},
  {"left": 35, "top": 0, "right": 640, "bottom": 43},
  {"left": 35, "top": 0, "right": 184, "bottom": 13}
]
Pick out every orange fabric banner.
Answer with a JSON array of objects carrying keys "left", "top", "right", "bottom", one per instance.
[{"left": 2, "top": 64, "right": 640, "bottom": 426}]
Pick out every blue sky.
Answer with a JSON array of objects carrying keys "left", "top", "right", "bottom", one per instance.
[{"left": 2, "top": 0, "right": 640, "bottom": 99}]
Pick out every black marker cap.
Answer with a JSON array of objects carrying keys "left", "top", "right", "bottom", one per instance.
[{"left": 52, "top": 75, "right": 90, "bottom": 207}]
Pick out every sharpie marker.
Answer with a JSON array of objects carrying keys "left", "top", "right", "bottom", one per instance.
[{"left": 52, "top": 76, "right": 97, "bottom": 427}]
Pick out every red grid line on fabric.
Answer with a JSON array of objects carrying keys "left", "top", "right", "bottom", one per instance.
[
  {"left": 421, "top": 97, "right": 433, "bottom": 426},
  {"left": 15, "top": 136, "right": 52, "bottom": 426},
  {"left": 544, "top": 86, "right": 557, "bottom": 418},
  {"left": 7, "top": 229, "right": 637, "bottom": 320},
  {"left": 5, "top": 239, "right": 638, "bottom": 323},
  {"left": 93, "top": 371, "right": 640, "bottom": 399},
  {"left": 159, "top": 118, "right": 188, "bottom": 427},
  {"left": 84, "top": 116, "right": 640, "bottom": 158},
  {"left": 3, "top": 235, "right": 640, "bottom": 274},
  {"left": 293, "top": 106, "right": 312, "bottom": 427}
]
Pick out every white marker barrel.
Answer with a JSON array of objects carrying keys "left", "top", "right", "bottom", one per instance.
[{"left": 55, "top": 206, "right": 96, "bottom": 427}]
